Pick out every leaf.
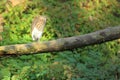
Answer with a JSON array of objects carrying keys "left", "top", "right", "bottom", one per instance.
[{"left": 0, "top": 68, "right": 11, "bottom": 80}]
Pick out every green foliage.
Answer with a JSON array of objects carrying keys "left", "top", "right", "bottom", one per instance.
[{"left": 0, "top": 0, "right": 120, "bottom": 80}]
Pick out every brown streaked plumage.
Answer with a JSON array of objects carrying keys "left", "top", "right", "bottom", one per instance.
[{"left": 31, "top": 15, "right": 47, "bottom": 41}]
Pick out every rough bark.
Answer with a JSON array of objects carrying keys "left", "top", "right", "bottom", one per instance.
[{"left": 0, "top": 26, "right": 120, "bottom": 55}]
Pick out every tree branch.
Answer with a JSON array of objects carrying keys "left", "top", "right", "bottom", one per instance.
[{"left": 0, "top": 26, "right": 120, "bottom": 55}]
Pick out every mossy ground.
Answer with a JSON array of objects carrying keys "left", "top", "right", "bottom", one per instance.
[{"left": 0, "top": 0, "right": 120, "bottom": 80}]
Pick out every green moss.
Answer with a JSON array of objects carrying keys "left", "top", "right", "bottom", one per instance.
[{"left": 0, "top": 0, "right": 120, "bottom": 80}]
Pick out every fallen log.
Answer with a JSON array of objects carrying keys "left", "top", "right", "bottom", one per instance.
[{"left": 0, "top": 26, "right": 120, "bottom": 55}]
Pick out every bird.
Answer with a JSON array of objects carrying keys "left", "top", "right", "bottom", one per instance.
[{"left": 31, "top": 15, "right": 47, "bottom": 41}]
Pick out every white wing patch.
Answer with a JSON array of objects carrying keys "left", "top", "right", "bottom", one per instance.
[{"left": 32, "top": 27, "right": 43, "bottom": 41}]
